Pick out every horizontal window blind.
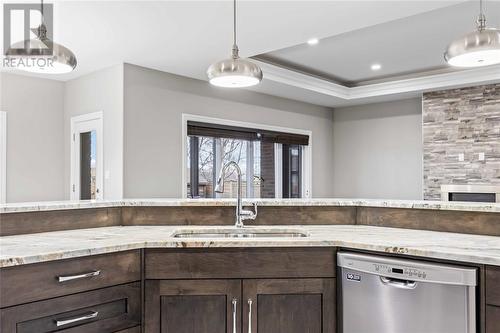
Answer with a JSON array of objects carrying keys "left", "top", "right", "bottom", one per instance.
[{"left": 187, "top": 121, "right": 309, "bottom": 145}]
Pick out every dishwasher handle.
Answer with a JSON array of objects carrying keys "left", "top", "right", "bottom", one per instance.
[{"left": 380, "top": 276, "right": 417, "bottom": 290}]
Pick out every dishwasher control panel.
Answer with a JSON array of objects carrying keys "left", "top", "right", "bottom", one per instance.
[{"left": 373, "top": 263, "right": 427, "bottom": 280}]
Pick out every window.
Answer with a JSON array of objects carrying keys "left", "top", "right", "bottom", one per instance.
[
  {"left": 282, "top": 144, "right": 302, "bottom": 198},
  {"left": 185, "top": 119, "right": 310, "bottom": 199}
]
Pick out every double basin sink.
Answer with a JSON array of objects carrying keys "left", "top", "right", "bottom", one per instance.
[{"left": 172, "top": 227, "right": 309, "bottom": 239}]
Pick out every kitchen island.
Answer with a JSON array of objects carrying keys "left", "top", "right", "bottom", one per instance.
[{"left": 1, "top": 199, "right": 499, "bottom": 333}]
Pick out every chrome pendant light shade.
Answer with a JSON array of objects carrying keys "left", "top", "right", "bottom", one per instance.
[
  {"left": 5, "top": 0, "right": 77, "bottom": 74},
  {"left": 445, "top": 0, "right": 500, "bottom": 67},
  {"left": 207, "top": 48, "right": 263, "bottom": 88},
  {"left": 7, "top": 38, "right": 77, "bottom": 74},
  {"left": 207, "top": 0, "right": 262, "bottom": 88},
  {"left": 445, "top": 28, "right": 500, "bottom": 67}
]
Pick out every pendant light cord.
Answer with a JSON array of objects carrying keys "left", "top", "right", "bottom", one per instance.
[
  {"left": 477, "top": 0, "right": 486, "bottom": 31},
  {"left": 233, "top": 0, "right": 236, "bottom": 46},
  {"left": 231, "top": 0, "right": 239, "bottom": 59},
  {"left": 37, "top": 0, "right": 47, "bottom": 39},
  {"left": 40, "top": 0, "right": 45, "bottom": 23}
]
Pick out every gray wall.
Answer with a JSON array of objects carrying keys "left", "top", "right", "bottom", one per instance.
[
  {"left": 64, "top": 64, "right": 124, "bottom": 200},
  {"left": 123, "top": 64, "right": 335, "bottom": 198},
  {"left": 0, "top": 73, "right": 65, "bottom": 202},
  {"left": 332, "top": 98, "right": 423, "bottom": 199}
]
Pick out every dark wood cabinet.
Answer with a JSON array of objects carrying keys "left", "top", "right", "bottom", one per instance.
[
  {"left": 5, "top": 246, "right": 500, "bottom": 333},
  {"left": 485, "top": 265, "right": 500, "bottom": 306},
  {"left": 485, "top": 265, "right": 500, "bottom": 333},
  {"left": 145, "top": 278, "right": 335, "bottom": 333},
  {"left": 144, "top": 279, "right": 242, "bottom": 333},
  {"left": 242, "top": 278, "right": 336, "bottom": 333},
  {"left": 0, "top": 250, "right": 141, "bottom": 308},
  {"left": 0, "top": 251, "right": 142, "bottom": 333},
  {"left": 144, "top": 249, "right": 337, "bottom": 333},
  {"left": 486, "top": 305, "right": 500, "bottom": 333},
  {"left": 145, "top": 248, "right": 335, "bottom": 279},
  {"left": 0, "top": 282, "right": 141, "bottom": 333}
]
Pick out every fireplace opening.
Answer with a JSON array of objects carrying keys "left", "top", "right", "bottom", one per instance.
[
  {"left": 441, "top": 185, "right": 499, "bottom": 203},
  {"left": 448, "top": 192, "right": 496, "bottom": 203}
]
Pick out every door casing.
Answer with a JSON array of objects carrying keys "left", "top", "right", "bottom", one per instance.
[{"left": 70, "top": 112, "right": 103, "bottom": 200}]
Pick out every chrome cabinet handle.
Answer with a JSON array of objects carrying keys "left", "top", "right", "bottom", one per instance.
[
  {"left": 247, "top": 299, "right": 253, "bottom": 333},
  {"left": 380, "top": 276, "right": 417, "bottom": 289},
  {"left": 232, "top": 298, "right": 237, "bottom": 333},
  {"left": 55, "top": 311, "right": 98, "bottom": 327},
  {"left": 57, "top": 270, "right": 100, "bottom": 283}
]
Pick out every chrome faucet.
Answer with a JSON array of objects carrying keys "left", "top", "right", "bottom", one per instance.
[{"left": 214, "top": 161, "right": 257, "bottom": 228}]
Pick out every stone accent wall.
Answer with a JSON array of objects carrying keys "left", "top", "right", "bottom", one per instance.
[
  {"left": 423, "top": 83, "right": 500, "bottom": 200},
  {"left": 260, "top": 142, "right": 275, "bottom": 198}
]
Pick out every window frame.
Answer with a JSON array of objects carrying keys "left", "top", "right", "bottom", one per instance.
[{"left": 181, "top": 114, "right": 312, "bottom": 199}]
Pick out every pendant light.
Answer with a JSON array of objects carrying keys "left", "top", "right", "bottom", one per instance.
[
  {"left": 6, "top": 0, "right": 77, "bottom": 74},
  {"left": 444, "top": 0, "right": 500, "bottom": 67},
  {"left": 207, "top": 0, "right": 263, "bottom": 88}
]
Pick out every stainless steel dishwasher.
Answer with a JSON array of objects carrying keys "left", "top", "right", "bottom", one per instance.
[{"left": 338, "top": 252, "right": 477, "bottom": 333}]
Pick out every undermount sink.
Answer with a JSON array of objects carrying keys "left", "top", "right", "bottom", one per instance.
[{"left": 172, "top": 227, "right": 309, "bottom": 238}]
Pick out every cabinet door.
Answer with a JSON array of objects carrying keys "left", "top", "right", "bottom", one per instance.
[
  {"left": 145, "top": 279, "right": 241, "bottom": 333},
  {"left": 242, "top": 279, "right": 335, "bottom": 333}
]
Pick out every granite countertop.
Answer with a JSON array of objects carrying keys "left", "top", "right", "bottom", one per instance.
[
  {"left": 1, "top": 225, "right": 499, "bottom": 268},
  {"left": 1, "top": 198, "right": 499, "bottom": 213}
]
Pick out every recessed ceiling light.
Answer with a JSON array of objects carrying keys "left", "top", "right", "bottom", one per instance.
[
  {"left": 307, "top": 38, "right": 319, "bottom": 45},
  {"left": 371, "top": 63, "right": 382, "bottom": 71}
]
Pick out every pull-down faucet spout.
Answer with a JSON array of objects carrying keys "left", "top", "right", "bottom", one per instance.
[{"left": 215, "top": 161, "right": 257, "bottom": 228}]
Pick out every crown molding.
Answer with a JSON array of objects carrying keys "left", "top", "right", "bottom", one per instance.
[{"left": 254, "top": 60, "right": 500, "bottom": 101}]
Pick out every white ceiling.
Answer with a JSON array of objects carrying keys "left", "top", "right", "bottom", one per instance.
[
  {"left": 257, "top": 1, "right": 500, "bottom": 85},
  {"left": 2, "top": 1, "right": 500, "bottom": 107}
]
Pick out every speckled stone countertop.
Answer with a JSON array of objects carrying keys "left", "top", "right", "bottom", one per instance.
[
  {"left": 1, "top": 198, "right": 499, "bottom": 213},
  {"left": 1, "top": 225, "right": 499, "bottom": 268}
]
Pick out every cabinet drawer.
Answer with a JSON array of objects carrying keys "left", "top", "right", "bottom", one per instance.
[
  {"left": 486, "top": 305, "right": 500, "bottom": 333},
  {"left": 0, "top": 282, "right": 141, "bottom": 333},
  {"left": 145, "top": 248, "right": 336, "bottom": 279},
  {"left": 0, "top": 250, "right": 141, "bottom": 308},
  {"left": 486, "top": 265, "right": 500, "bottom": 306}
]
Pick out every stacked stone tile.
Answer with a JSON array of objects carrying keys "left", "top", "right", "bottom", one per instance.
[{"left": 423, "top": 83, "right": 500, "bottom": 200}]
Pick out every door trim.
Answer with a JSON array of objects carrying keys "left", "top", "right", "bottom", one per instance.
[
  {"left": 0, "top": 111, "right": 6, "bottom": 204},
  {"left": 70, "top": 112, "right": 103, "bottom": 200}
]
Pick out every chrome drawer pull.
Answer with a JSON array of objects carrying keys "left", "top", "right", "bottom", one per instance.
[
  {"left": 57, "top": 270, "right": 101, "bottom": 283},
  {"left": 55, "top": 311, "right": 99, "bottom": 327},
  {"left": 247, "top": 298, "right": 253, "bottom": 333},
  {"left": 232, "top": 298, "right": 237, "bottom": 333}
]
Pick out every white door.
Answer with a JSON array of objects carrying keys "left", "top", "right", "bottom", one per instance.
[{"left": 70, "top": 112, "right": 103, "bottom": 200}]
